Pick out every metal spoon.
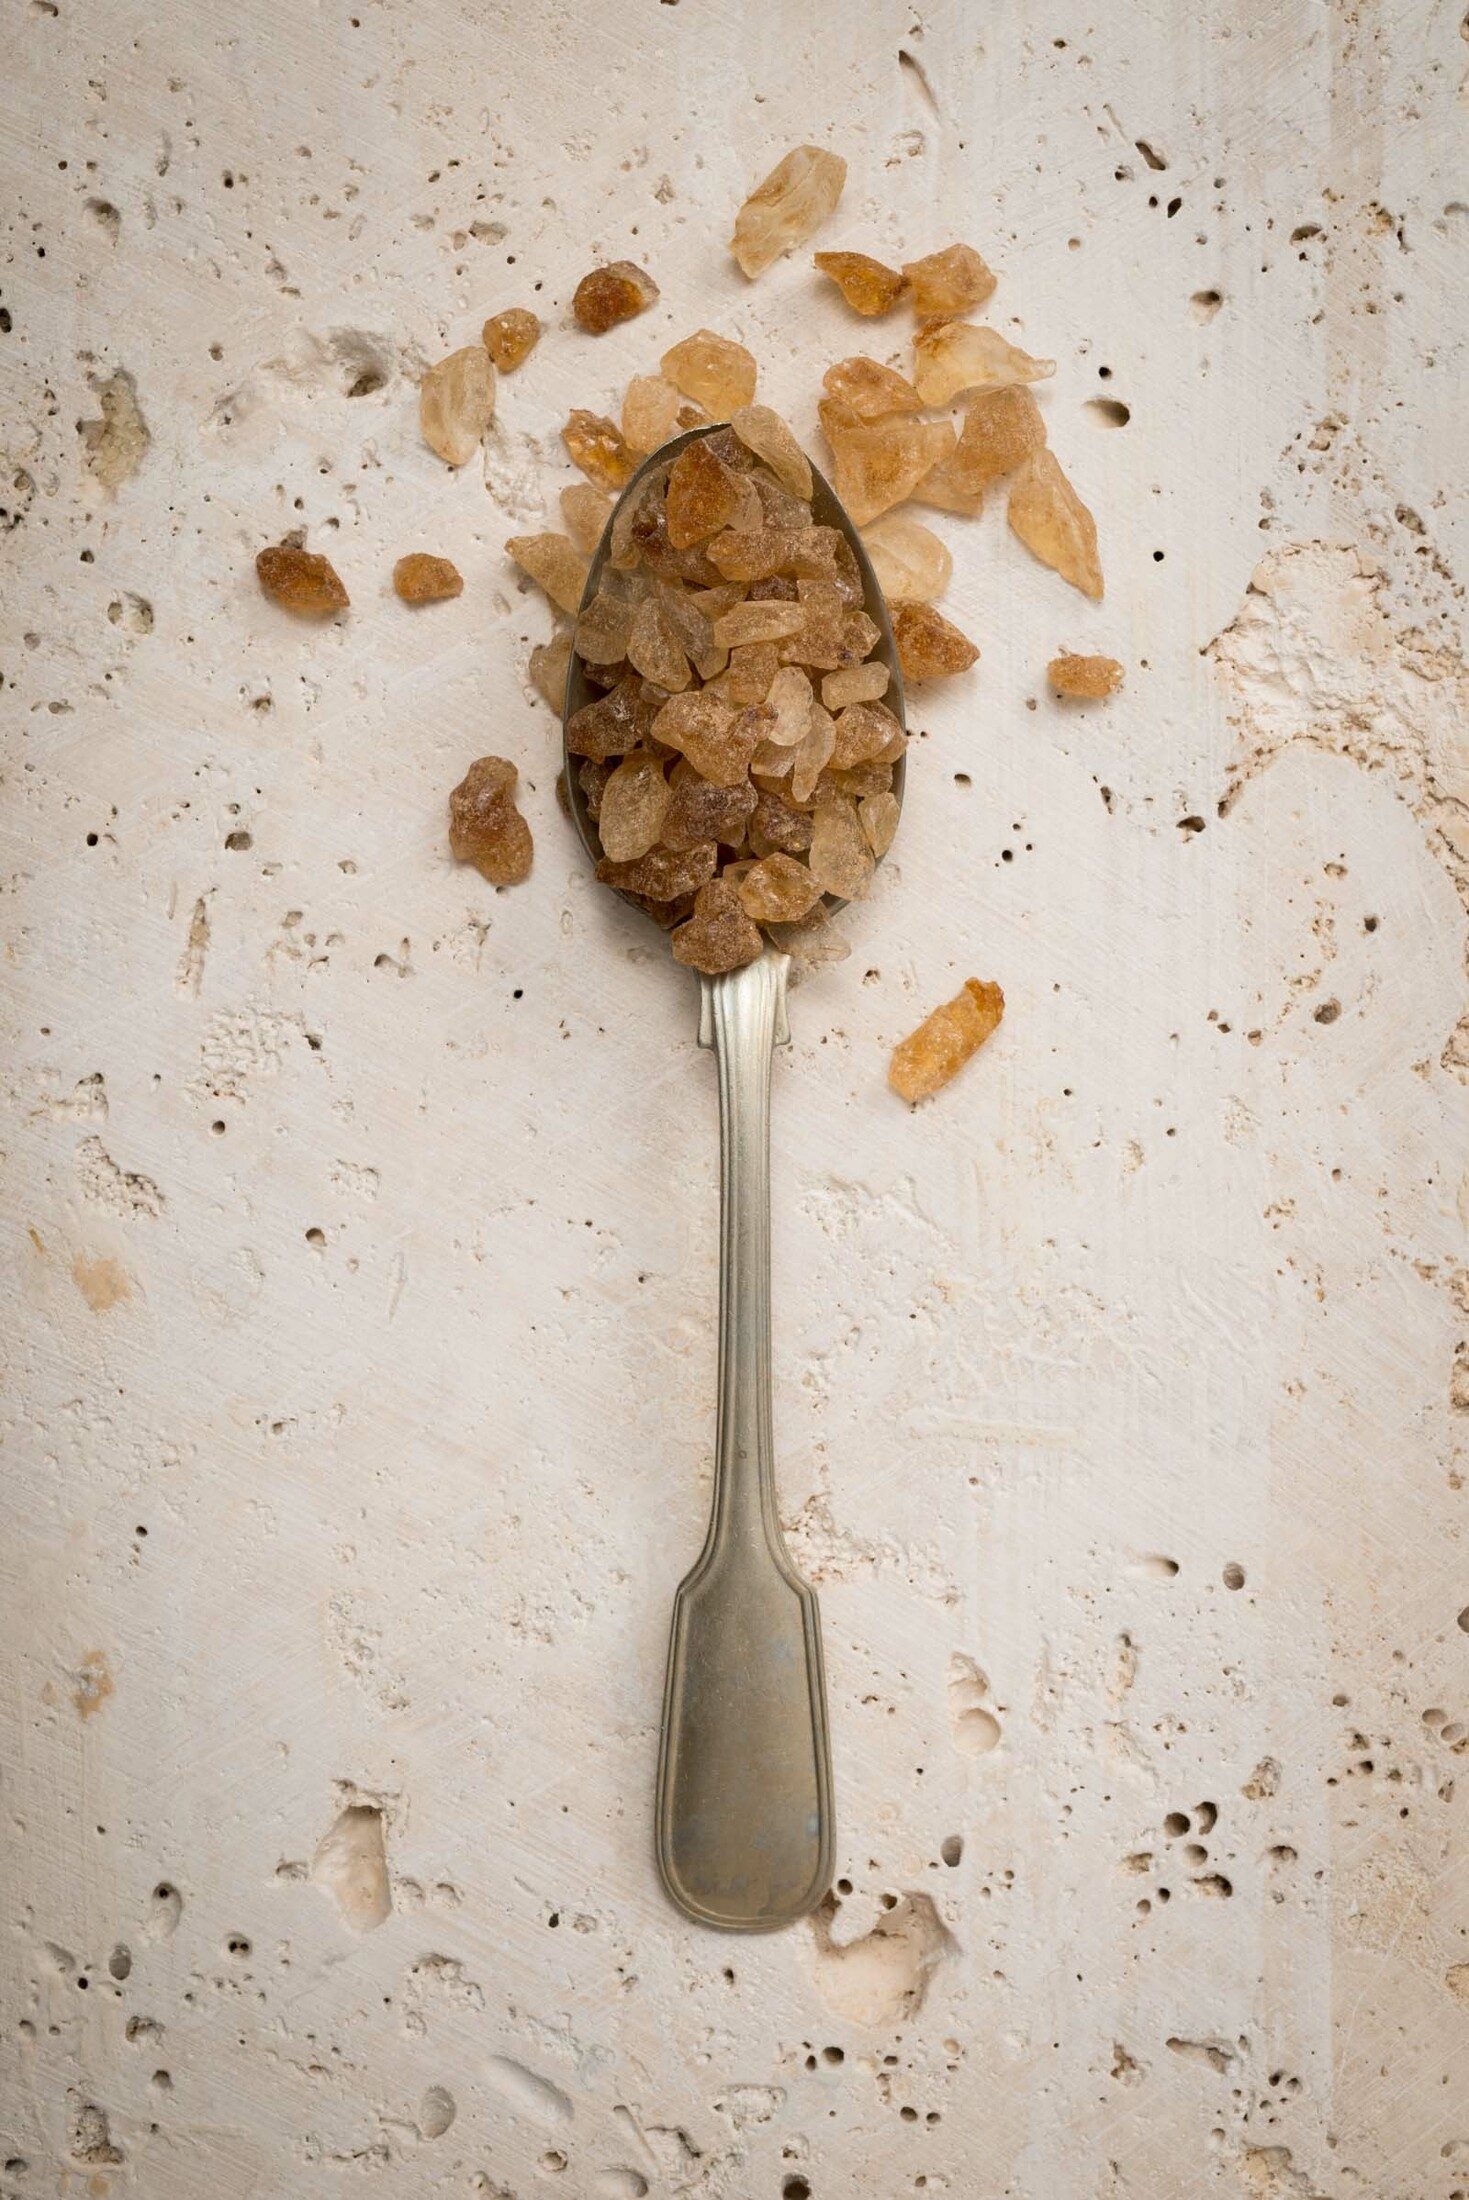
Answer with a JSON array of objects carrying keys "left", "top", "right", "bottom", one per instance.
[{"left": 562, "top": 426, "right": 906, "bottom": 1930}]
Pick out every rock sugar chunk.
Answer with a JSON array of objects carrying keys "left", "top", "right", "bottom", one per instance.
[
  {"left": 256, "top": 543, "right": 348, "bottom": 617},
  {"left": 819, "top": 401, "right": 954, "bottom": 525},
  {"left": 573, "top": 587, "right": 634, "bottom": 665},
  {"left": 735, "top": 853, "right": 823, "bottom": 923},
  {"left": 860, "top": 513, "right": 952, "bottom": 602},
  {"left": 626, "top": 594, "right": 692, "bottom": 689},
  {"left": 622, "top": 374, "right": 708, "bottom": 455},
  {"left": 1009, "top": 450, "right": 1104, "bottom": 599},
  {"left": 421, "top": 345, "right": 496, "bottom": 465},
  {"left": 652, "top": 689, "right": 762, "bottom": 784},
  {"left": 560, "top": 483, "right": 613, "bottom": 558},
  {"left": 598, "top": 751, "right": 672, "bottom": 861},
  {"left": 661, "top": 771, "right": 757, "bottom": 851},
  {"left": 598, "top": 842, "right": 718, "bottom": 902},
  {"left": 813, "top": 249, "right": 906, "bottom": 315},
  {"left": 730, "top": 146, "right": 847, "bottom": 278},
  {"left": 889, "top": 979, "right": 1004, "bottom": 1102},
  {"left": 482, "top": 308, "right": 540, "bottom": 371},
  {"left": 730, "top": 405, "right": 813, "bottom": 499},
  {"left": 507, "top": 531, "right": 589, "bottom": 614},
  {"left": 945, "top": 385, "right": 1047, "bottom": 495},
  {"left": 393, "top": 553, "right": 463, "bottom": 603},
  {"left": 666, "top": 441, "right": 746, "bottom": 548},
  {"left": 572, "top": 261, "right": 659, "bottom": 334},
  {"left": 661, "top": 331, "right": 758, "bottom": 415},
  {"left": 529, "top": 630, "right": 572, "bottom": 710},
  {"left": 749, "top": 787, "right": 813, "bottom": 857},
  {"left": 567, "top": 676, "right": 655, "bottom": 760},
  {"left": 448, "top": 757, "right": 533, "bottom": 886},
  {"left": 901, "top": 244, "right": 997, "bottom": 317},
  {"left": 859, "top": 789, "right": 899, "bottom": 857},
  {"left": 822, "top": 355, "right": 923, "bottom": 420},
  {"left": 1048, "top": 651, "right": 1124, "bottom": 698},
  {"left": 822, "top": 661, "right": 890, "bottom": 710},
  {"left": 892, "top": 601, "right": 980, "bottom": 681},
  {"left": 807, "top": 788, "right": 875, "bottom": 900},
  {"left": 562, "top": 409, "right": 636, "bottom": 490},
  {"left": 671, "top": 878, "right": 765, "bottom": 973},
  {"left": 912, "top": 321, "right": 1054, "bottom": 405}
]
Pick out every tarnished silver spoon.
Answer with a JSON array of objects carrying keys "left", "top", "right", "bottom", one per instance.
[{"left": 562, "top": 426, "right": 906, "bottom": 1931}]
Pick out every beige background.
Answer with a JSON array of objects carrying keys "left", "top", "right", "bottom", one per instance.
[{"left": 3, "top": 1, "right": 1467, "bottom": 2194}]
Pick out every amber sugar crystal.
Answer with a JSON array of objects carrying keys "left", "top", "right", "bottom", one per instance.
[
  {"left": 393, "top": 553, "right": 463, "bottom": 604},
  {"left": 891, "top": 601, "right": 980, "bottom": 681},
  {"left": 901, "top": 243, "right": 997, "bottom": 318},
  {"left": 661, "top": 331, "right": 758, "bottom": 415},
  {"left": 448, "top": 757, "right": 533, "bottom": 887},
  {"left": 561, "top": 410, "right": 637, "bottom": 491},
  {"left": 730, "top": 146, "right": 847, "bottom": 278},
  {"left": 813, "top": 250, "right": 906, "bottom": 316},
  {"left": 481, "top": 308, "right": 541, "bottom": 371},
  {"left": 1049, "top": 652, "right": 1124, "bottom": 698},
  {"left": 256, "top": 543, "right": 349, "bottom": 618},
  {"left": 1009, "top": 449, "right": 1104, "bottom": 599},
  {"left": 889, "top": 979, "right": 1005, "bottom": 1103},
  {"left": 572, "top": 261, "right": 659, "bottom": 335}
]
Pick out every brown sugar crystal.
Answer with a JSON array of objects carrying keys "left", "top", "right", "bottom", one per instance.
[
  {"left": 481, "top": 308, "right": 541, "bottom": 371},
  {"left": 448, "top": 757, "right": 533, "bottom": 887},
  {"left": 562, "top": 409, "right": 637, "bottom": 491},
  {"left": 393, "top": 553, "right": 463, "bottom": 604},
  {"left": 661, "top": 331, "right": 759, "bottom": 415},
  {"left": 671, "top": 878, "right": 765, "bottom": 973},
  {"left": 813, "top": 250, "right": 906, "bottom": 316},
  {"left": 891, "top": 600, "right": 980, "bottom": 681},
  {"left": 911, "top": 321, "right": 1054, "bottom": 406},
  {"left": 821, "top": 355, "right": 923, "bottom": 421},
  {"left": 951, "top": 385, "right": 1047, "bottom": 487},
  {"left": 818, "top": 401, "right": 954, "bottom": 526},
  {"left": 901, "top": 243, "right": 997, "bottom": 318},
  {"left": 730, "top": 146, "right": 847, "bottom": 278},
  {"left": 256, "top": 543, "right": 349, "bottom": 618},
  {"left": 572, "top": 261, "right": 659, "bottom": 334},
  {"left": 1048, "top": 651, "right": 1124, "bottom": 699},
  {"left": 506, "top": 532, "right": 590, "bottom": 615},
  {"left": 420, "top": 345, "right": 496, "bottom": 465},
  {"left": 1008, "top": 450, "right": 1104, "bottom": 600},
  {"left": 665, "top": 440, "right": 746, "bottom": 549},
  {"left": 889, "top": 979, "right": 1004, "bottom": 1103}
]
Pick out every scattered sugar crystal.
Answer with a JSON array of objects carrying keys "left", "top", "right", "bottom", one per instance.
[
  {"left": 1009, "top": 450, "right": 1104, "bottom": 599},
  {"left": 912, "top": 320, "right": 1055, "bottom": 405},
  {"left": 448, "top": 756, "right": 533, "bottom": 886},
  {"left": 901, "top": 244, "right": 997, "bottom": 317},
  {"left": 818, "top": 400, "right": 954, "bottom": 525},
  {"left": 952, "top": 385, "right": 1047, "bottom": 485},
  {"left": 507, "top": 531, "right": 590, "bottom": 614},
  {"left": 420, "top": 345, "right": 496, "bottom": 466},
  {"left": 889, "top": 979, "right": 1004, "bottom": 1102},
  {"left": 912, "top": 434, "right": 987, "bottom": 518},
  {"left": 393, "top": 553, "right": 463, "bottom": 603},
  {"left": 1048, "top": 651, "right": 1123, "bottom": 697},
  {"left": 572, "top": 261, "right": 660, "bottom": 334},
  {"left": 821, "top": 356, "right": 923, "bottom": 420},
  {"left": 661, "top": 330, "right": 759, "bottom": 414},
  {"left": 562, "top": 409, "right": 637, "bottom": 490},
  {"left": 730, "top": 146, "right": 847, "bottom": 278},
  {"left": 256, "top": 543, "right": 348, "bottom": 617},
  {"left": 813, "top": 250, "right": 905, "bottom": 315},
  {"left": 561, "top": 482, "right": 613, "bottom": 556},
  {"left": 482, "top": 308, "right": 541, "bottom": 371},
  {"left": 892, "top": 600, "right": 980, "bottom": 680},
  {"left": 860, "top": 513, "right": 952, "bottom": 602}
]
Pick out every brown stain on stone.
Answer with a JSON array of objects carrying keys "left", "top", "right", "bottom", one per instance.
[
  {"left": 73, "top": 1651, "right": 114, "bottom": 1719},
  {"left": 72, "top": 1254, "right": 131, "bottom": 1312}
]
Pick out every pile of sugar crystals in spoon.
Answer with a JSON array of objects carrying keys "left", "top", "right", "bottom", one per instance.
[{"left": 565, "top": 411, "right": 904, "bottom": 974}]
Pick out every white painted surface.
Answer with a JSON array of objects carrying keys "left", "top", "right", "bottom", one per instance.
[{"left": 3, "top": 2, "right": 1467, "bottom": 2194}]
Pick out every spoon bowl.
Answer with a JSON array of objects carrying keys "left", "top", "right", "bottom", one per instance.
[{"left": 561, "top": 422, "right": 905, "bottom": 919}]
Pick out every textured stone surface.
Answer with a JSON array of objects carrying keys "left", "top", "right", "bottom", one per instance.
[{"left": 3, "top": 4, "right": 1466, "bottom": 2198}]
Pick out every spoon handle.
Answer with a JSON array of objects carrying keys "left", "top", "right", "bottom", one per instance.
[{"left": 655, "top": 949, "right": 835, "bottom": 1931}]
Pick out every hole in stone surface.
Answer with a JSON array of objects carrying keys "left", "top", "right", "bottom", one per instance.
[
  {"left": 940, "top": 1834, "right": 963, "bottom": 1867},
  {"left": 108, "top": 1946, "right": 131, "bottom": 1981},
  {"left": 1084, "top": 397, "right": 1131, "bottom": 427},
  {"left": 1223, "top": 1562, "right": 1246, "bottom": 1589}
]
